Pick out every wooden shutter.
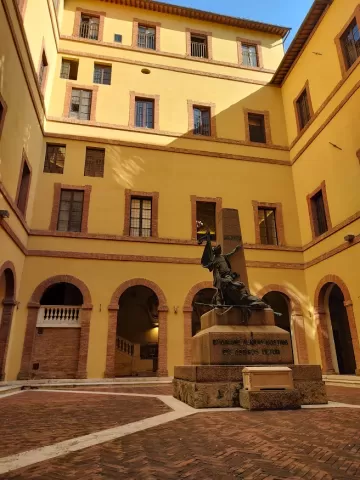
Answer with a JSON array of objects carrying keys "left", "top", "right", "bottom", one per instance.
[
  {"left": 44, "top": 144, "right": 65, "bottom": 173},
  {"left": 84, "top": 148, "right": 105, "bottom": 177}
]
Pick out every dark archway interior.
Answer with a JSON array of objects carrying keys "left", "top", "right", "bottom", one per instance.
[
  {"left": 0, "top": 268, "right": 15, "bottom": 301},
  {"left": 191, "top": 288, "right": 215, "bottom": 336},
  {"left": 263, "top": 292, "right": 291, "bottom": 334},
  {"left": 40, "top": 283, "right": 83, "bottom": 305},
  {"left": 328, "top": 284, "right": 356, "bottom": 375}
]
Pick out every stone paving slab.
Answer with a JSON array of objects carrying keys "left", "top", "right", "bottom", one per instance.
[
  {"left": 326, "top": 386, "right": 360, "bottom": 405},
  {"left": 0, "top": 391, "right": 170, "bottom": 458},
  {"left": 3, "top": 407, "right": 360, "bottom": 479},
  {"left": 70, "top": 385, "right": 174, "bottom": 395}
]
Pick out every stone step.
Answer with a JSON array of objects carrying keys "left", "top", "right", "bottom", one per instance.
[
  {"left": 323, "top": 375, "right": 360, "bottom": 388},
  {"left": 0, "top": 386, "right": 22, "bottom": 396},
  {"left": 0, "top": 377, "right": 173, "bottom": 388}
]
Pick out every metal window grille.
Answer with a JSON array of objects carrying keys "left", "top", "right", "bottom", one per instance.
[
  {"left": 79, "top": 15, "right": 99, "bottom": 40},
  {"left": 39, "top": 52, "right": 48, "bottom": 87},
  {"left": 311, "top": 191, "right": 328, "bottom": 236},
  {"left": 84, "top": 148, "right": 105, "bottom": 177},
  {"left": 70, "top": 89, "right": 92, "bottom": 120},
  {"left": 17, "top": 160, "right": 31, "bottom": 215},
  {"left": 258, "top": 208, "right": 278, "bottom": 245},
  {"left": 44, "top": 144, "right": 66, "bottom": 174},
  {"left": 242, "top": 44, "right": 258, "bottom": 67},
  {"left": 341, "top": 20, "right": 360, "bottom": 69},
  {"left": 130, "top": 197, "right": 152, "bottom": 237},
  {"left": 60, "top": 59, "right": 78, "bottom": 80},
  {"left": 135, "top": 99, "right": 154, "bottom": 128},
  {"left": 193, "top": 107, "right": 211, "bottom": 136},
  {"left": 248, "top": 113, "right": 266, "bottom": 143},
  {"left": 196, "top": 201, "right": 216, "bottom": 241},
  {"left": 191, "top": 35, "right": 208, "bottom": 58},
  {"left": 57, "top": 189, "right": 84, "bottom": 232},
  {"left": 296, "top": 90, "right": 311, "bottom": 130},
  {"left": 93, "top": 64, "right": 112, "bottom": 85},
  {"left": 137, "top": 26, "right": 156, "bottom": 50}
]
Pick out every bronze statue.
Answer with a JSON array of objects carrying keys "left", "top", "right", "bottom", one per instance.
[{"left": 199, "top": 231, "right": 268, "bottom": 310}]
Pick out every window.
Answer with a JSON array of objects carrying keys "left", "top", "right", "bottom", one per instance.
[
  {"left": 114, "top": 34, "right": 122, "bottom": 43},
  {"left": 17, "top": 156, "right": 31, "bottom": 215},
  {"left": 57, "top": 190, "right": 84, "bottom": 232},
  {"left": 196, "top": 201, "right": 216, "bottom": 241},
  {"left": 341, "top": 19, "right": 360, "bottom": 70},
  {"left": 135, "top": 98, "right": 154, "bottom": 128},
  {"left": 258, "top": 208, "right": 278, "bottom": 245},
  {"left": 44, "top": 144, "right": 66, "bottom": 174},
  {"left": 79, "top": 14, "right": 99, "bottom": 40},
  {"left": 296, "top": 88, "right": 311, "bottom": 130},
  {"left": 130, "top": 197, "right": 152, "bottom": 237},
  {"left": 248, "top": 113, "right": 266, "bottom": 143},
  {"left": 242, "top": 44, "right": 258, "bottom": 67},
  {"left": 39, "top": 50, "right": 48, "bottom": 89},
  {"left": 60, "top": 59, "right": 78, "bottom": 80},
  {"left": 190, "top": 34, "right": 208, "bottom": 58},
  {"left": 69, "top": 89, "right": 92, "bottom": 120},
  {"left": 0, "top": 95, "right": 6, "bottom": 138},
  {"left": 138, "top": 25, "right": 156, "bottom": 50},
  {"left": 310, "top": 190, "right": 328, "bottom": 236},
  {"left": 93, "top": 64, "right": 112, "bottom": 85},
  {"left": 84, "top": 148, "right": 105, "bottom": 177},
  {"left": 193, "top": 106, "right": 211, "bottom": 136}
]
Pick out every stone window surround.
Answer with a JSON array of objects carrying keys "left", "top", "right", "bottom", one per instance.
[
  {"left": 244, "top": 108, "right": 272, "bottom": 145},
  {"left": 186, "top": 28, "right": 213, "bottom": 60},
  {"left": 132, "top": 18, "right": 161, "bottom": 52},
  {"left": 128, "top": 92, "right": 160, "bottom": 131},
  {"left": 72, "top": 7, "right": 106, "bottom": 42},
  {"left": 63, "top": 82, "right": 98, "bottom": 121},
  {"left": 123, "top": 189, "right": 159, "bottom": 238},
  {"left": 237, "top": 37, "right": 264, "bottom": 69},
  {"left": 190, "top": 195, "right": 222, "bottom": 240},
  {"left": 49, "top": 183, "right": 92, "bottom": 233},
  {"left": 0, "top": 92, "right": 7, "bottom": 139},
  {"left": 306, "top": 181, "right": 332, "bottom": 240},
  {"left": 15, "top": 149, "right": 32, "bottom": 220},
  {"left": 293, "top": 80, "right": 314, "bottom": 135},
  {"left": 252, "top": 201, "right": 286, "bottom": 246},
  {"left": 334, "top": 5, "right": 360, "bottom": 77},
  {"left": 187, "top": 100, "right": 217, "bottom": 138},
  {"left": 37, "top": 38, "right": 49, "bottom": 96}
]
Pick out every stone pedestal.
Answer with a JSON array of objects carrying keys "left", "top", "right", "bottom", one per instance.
[{"left": 239, "top": 389, "right": 301, "bottom": 411}]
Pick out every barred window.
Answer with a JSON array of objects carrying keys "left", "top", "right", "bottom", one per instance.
[
  {"left": 311, "top": 190, "right": 328, "bottom": 236},
  {"left": 44, "top": 144, "right": 66, "bottom": 174},
  {"left": 193, "top": 107, "right": 211, "bottom": 136},
  {"left": 258, "top": 208, "right": 278, "bottom": 245},
  {"left": 130, "top": 197, "right": 152, "bottom": 237},
  {"left": 248, "top": 113, "right": 266, "bottom": 143},
  {"left": 93, "top": 64, "right": 112, "bottom": 85},
  {"left": 135, "top": 98, "right": 154, "bottom": 128},
  {"left": 341, "top": 19, "right": 360, "bottom": 70},
  {"left": 196, "top": 201, "right": 216, "bottom": 241},
  {"left": 296, "top": 89, "right": 311, "bottom": 130},
  {"left": 242, "top": 44, "right": 258, "bottom": 67},
  {"left": 138, "top": 25, "right": 156, "bottom": 50},
  {"left": 60, "top": 59, "right": 78, "bottom": 80},
  {"left": 190, "top": 35, "right": 208, "bottom": 58},
  {"left": 57, "top": 189, "right": 84, "bottom": 232},
  {"left": 84, "top": 147, "right": 105, "bottom": 177},
  {"left": 79, "top": 15, "right": 99, "bottom": 40},
  {"left": 69, "top": 89, "right": 92, "bottom": 120}
]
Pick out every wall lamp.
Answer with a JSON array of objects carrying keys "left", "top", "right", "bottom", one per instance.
[
  {"left": 344, "top": 234, "right": 355, "bottom": 242},
  {"left": 0, "top": 210, "right": 10, "bottom": 219}
]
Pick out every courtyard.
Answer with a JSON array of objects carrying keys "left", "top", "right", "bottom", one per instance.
[{"left": 0, "top": 384, "right": 359, "bottom": 479}]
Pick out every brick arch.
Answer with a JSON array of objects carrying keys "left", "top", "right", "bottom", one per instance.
[
  {"left": 18, "top": 275, "right": 93, "bottom": 380},
  {"left": 105, "top": 279, "right": 168, "bottom": 378},
  {"left": 256, "top": 284, "right": 308, "bottom": 364},
  {"left": 30, "top": 274, "right": 92, "bottom": 307},
  {"left": 183, "top": 281, "right": 214, "bottom": 365},
  {"left": 313, "top": 275, "right": 360, "bottom": 375},
  {"left": 0, "top": 261, "right": 17, "bottom": 380}
]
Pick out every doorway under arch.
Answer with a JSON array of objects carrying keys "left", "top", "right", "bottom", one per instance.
[
  {"left": 0, "top": 262, "right": 16, "bottom": 380},
  {"left": 116, "top": 285, "right": 160, "bottom": 377}
]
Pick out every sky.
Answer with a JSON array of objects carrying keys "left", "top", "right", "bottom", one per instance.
[{"left": 163, "top": 0, "right": 315, "bottom": 48}]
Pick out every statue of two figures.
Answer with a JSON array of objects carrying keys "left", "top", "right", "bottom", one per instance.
[{"left": 197, "top": 228, "right": 268, "bottom": 318}]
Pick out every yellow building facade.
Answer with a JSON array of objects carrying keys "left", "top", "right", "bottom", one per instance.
[{"left": 0, "top": 0, "right": 359, "bottom": 380}]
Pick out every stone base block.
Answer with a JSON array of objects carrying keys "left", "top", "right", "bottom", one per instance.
[
  {"left": 239, "top": 389, "right": 301, "bottom": 411},
  {"left": 173, "top": 378, "right": 242, "bottom": 408}
]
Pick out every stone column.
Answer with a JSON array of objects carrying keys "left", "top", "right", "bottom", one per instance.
[
  {"left": 76, "top": 305, "right": 93, "bottom": 379},
  {"left": 157, "top": 308, "right": 168, "bottom": 376},
  {"left": 291, "top": 311, "right": 309, "bottom": 365},
  {"left": 18, "top": 303, "right": 40, "bottom": 380},
  {"left": 104, "top": 306, "right": 118, "bottom": 378},
  {"left": 314, "top": 307, "right": 335, "bottom": 374},
  {"left": 0, "top": 299, "right": 16, "bottom": 380}
]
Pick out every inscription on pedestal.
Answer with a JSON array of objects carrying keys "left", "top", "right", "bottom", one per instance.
[{"left": 213, "top": 338, "right": 289, "bottom": 357}]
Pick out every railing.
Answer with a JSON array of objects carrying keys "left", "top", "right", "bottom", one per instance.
[
  {"left": 37, "top": 306, "right": 81, "bottom": 327},
  {"left": 116, "top": 336, "right": 134, "bottom": 356},
  {"left": 194, "top": 122, "right": 211, "bottom": 136},
  {"left": 79, "top": 22, "right": 99, "bottom": 40},
  {"left": 191, "top": 42, "right": 208, "bottom": 58},
  {"left": 137, "top": 33, "right": 156, "bottom": 50}
]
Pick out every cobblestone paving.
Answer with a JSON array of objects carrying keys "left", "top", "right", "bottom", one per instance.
[
  {"left": 326, "top": 385, "right": 360, "bottom": 405},
  {"left": 3, "top": 407, "right": 360, "bottom": 479},
  {"left": 71, "top": 385, "right": 173, "bottom": 395},
  {"left": 0, "top": 391, "right": 170, "bottom": 457}
]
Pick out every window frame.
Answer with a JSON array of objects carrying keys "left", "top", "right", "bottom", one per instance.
[
  {"left": 73, "top": 8, "right": 106, "bottom": 42},
  {"left": 123, "top": 190, "right": 159, "bottom": 238},
  {"left": 307, "top": 182, "right": 332, "bottom": 239},
  {"left": 44, "top": 143, "right": 66, "bottom": 174},
  {"left": 135, "top": 98, "right": 155, "bottom": 129},
  {"left": 294, "top": 81, "right": 314, "bottom": 134},
  {"left": 60, "top": 58, "right": 79, "bottom": 80},
  {"left": 15, "top": 150, "right": 32, "bottom": 218},
  {"left": 129, "top": 92, "right": 160, "bottom": 130},
  {"left": 129, "top": 197, "right": 153, "bottom": 237},
  {"left": 49, "top": 183, "right": 92, "bottom": 233},
  {"left": 335, "top": 6, "right": 360, "bottom": 77},
  {"left": 187, "top": 100, "right": 216, "bottom": 138},
  {"left": 237, "top": 38, "right": 263, "bottom": 69},
  {"left": 93, "top": 63, "right": 112, "bottom": 85},
  {"left": 0, "top": 92, "right": 7, "bottom": 139},
  {"left": 63, "top": 83, "right": 98, "bottom": 122},
  {"left": 252, "top": 201, "right": 285, "bottom": 246},
  {"left": 57, "top": 189, "right": 85, "bottom": 233},
  {"left": 38, "top": 41, "right": 48, "bottom": 94},
  {"left": 190, "top": 196, "right": 222, "bottom": 241},
  {"left": 244, "top": 109, "right": 272, "bottom": 145},
  {"left": 186, "top": 28, "right": 213, "bottom": 60},
  {"left": 84, "top": 147, "right": 105, "bottom": 178},
  {"left": 132, "top": 18, "right": 161, "bottom": 52}
]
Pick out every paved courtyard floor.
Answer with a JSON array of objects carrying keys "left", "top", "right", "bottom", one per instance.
[{"left": 0, "top": 384, "right": 359, "bottom": 479}]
